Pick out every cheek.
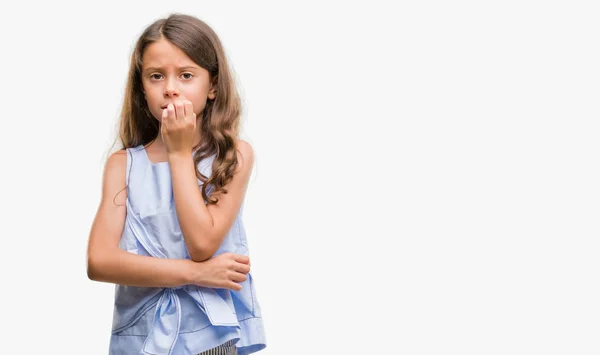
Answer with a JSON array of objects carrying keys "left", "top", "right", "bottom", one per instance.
[
  {"left": 144, "top": 100, "right": 163, "bottom": 120},
  {"left": 144, "top": 95, "right": 160, "bottom": 110}
]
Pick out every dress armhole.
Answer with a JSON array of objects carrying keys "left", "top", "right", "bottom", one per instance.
[{"left": 125, "top": 148, "right": 133, "bottom": 193}]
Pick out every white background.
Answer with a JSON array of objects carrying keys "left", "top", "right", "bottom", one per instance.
[{"left": 0, "top": 1, "right": 598, "bottom": 354}]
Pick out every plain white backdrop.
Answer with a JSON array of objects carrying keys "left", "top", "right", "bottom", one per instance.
[{"left": 0, "top": 0, "right": 598, "bottom": 354}]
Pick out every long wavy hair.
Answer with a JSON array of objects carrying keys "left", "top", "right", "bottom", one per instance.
[{"left": 110, "top": 13, "right": 243, "bottom": 205}]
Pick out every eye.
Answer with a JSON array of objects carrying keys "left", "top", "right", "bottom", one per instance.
[
  {"left": 150, "top": 74, "right": 163, "bottom": 80},
  {"left": 182, "top": 73, "right": 193, "bottom": 80}
]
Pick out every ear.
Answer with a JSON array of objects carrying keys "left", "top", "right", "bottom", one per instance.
[
  {"left": 208, "top": 76, "right": 218, "bottom": 100},
  {"left": 208, "top": 83, "right": 217, "bottom": 100},
  {"left": 208, "top": 89, "right": 216, "bottom": 100}
]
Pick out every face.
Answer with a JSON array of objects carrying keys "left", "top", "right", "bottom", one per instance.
[{"left": 141, "top": 38, "right": 216, "bottom": 122}]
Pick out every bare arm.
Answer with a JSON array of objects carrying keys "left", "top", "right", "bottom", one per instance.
[
  {"left": 88, "top": 248, "right": 196, "bottom": 288},
  {"left": 169, "top": 140, "right": 254, "bottom": 262},
  {"left": 86, "top": 150, "right": 249, "bottom": 290}
]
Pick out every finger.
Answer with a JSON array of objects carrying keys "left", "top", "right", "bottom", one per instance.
[
  {"left": 175, "top": 101, "right": 185, "bottom": 121},
  {"left": 230, "top": 271, "right": 248, "bottom": 283},
  {"left": 232, "top": 262, "right": 250, "bottom": 275},
  {"left": 233, "top": 254, "right": 250, "bottom": 264},
  {"left": 167, "top": 103, "right": 175, "bottom": 121},
  {"left": 184, "top": 100, "right": 194, "bottom": 119},
  {"left": 228, "top": 282, "right": 242, "bottom": 292},
  {"left": 162, "top": 107, "right": 168, "bottom": 123}
]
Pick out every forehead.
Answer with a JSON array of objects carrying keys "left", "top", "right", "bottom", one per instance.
[{"left": 142, "top": 39, "right": 196, "bottom": 69}]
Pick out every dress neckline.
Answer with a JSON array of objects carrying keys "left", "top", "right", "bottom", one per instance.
[{"left": 141, "top": 145, "right": 169, "bottom": 166}]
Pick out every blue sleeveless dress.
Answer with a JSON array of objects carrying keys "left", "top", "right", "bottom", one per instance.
[{"left": 109, "top": 145, "right": 266, "bottom": 355}]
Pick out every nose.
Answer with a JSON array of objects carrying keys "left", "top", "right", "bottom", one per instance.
[{"left": 163, "top": 77, "right": 180, "bottom": 98}]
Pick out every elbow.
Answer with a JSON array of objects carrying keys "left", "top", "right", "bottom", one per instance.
[
  {"left": 87, "top": 254, "right": 100, "bottom": 281},
  {"left": 87, "top": 249, "right": 110, "bottom": 281},
  {"left": 187, "top": 240, "right": 219, "bottom": 262}
]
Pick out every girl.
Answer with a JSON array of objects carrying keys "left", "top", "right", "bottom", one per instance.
[{"left": 86, "top": 13, "right": 266, "bottom": 355}]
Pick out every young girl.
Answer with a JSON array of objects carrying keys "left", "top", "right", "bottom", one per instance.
[{"left": 86, "top": 13, "right": 266, "bottom": 355}]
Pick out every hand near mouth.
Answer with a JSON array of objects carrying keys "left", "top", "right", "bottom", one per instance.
[{"left": 160, "top": 100, "right": 196, "bottom": 157}]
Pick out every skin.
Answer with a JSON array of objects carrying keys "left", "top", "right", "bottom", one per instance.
[
  {"left": 140, "top": 37, "right": 217, "bottom": 160},
  {"left": 86, "top": 37, "right": 253, "bottom": 290}
]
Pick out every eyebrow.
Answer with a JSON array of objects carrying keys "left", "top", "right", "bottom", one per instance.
[{"left": 143, "top": 66, "right": 200, "bottom": 72}]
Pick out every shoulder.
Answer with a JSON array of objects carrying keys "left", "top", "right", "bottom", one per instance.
[
  {"left": 102, "top": 150, "right": 128, "bottom": 191},
  {"left": 234, "top": 139, "right": 254, "bottom": 174},
  {"left": 105, "top": 149, "right": 128, "bottom": 171},
  {"left": 235, "top": 140, "right": 254, "bottom": 164}
]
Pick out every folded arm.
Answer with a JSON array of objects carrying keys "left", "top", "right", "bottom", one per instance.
[
  {"left": 168, "top": 140, "right": 254, "bottom": 262},
  {"left": 86, "top": 149, "right": 251, "bottom": 291},
  {"left": 86, "top": 150, "right": 197, "bottom": 288}
]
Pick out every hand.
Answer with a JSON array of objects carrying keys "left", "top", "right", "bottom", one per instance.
[
  {"left": 160, "top": 100, "right": 196, "bottom": 156},
  {"left": 190, "top": 252, "right": 251, "bottom": 291}
]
